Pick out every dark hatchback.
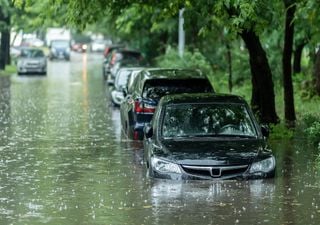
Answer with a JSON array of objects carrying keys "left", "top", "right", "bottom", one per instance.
[
  {"left": 143, "top": 93, "right": 275, "bottom": 180},
  {"left": 120, "top": 68, "right": 214, "bottom": 140}
]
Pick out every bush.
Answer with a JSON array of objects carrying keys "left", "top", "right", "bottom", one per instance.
[
  {"left": 269, "top": 123, "right": 294, "bottom": 140},
  {"left": 305, "top": 121, "right": 320, "bottom": 144},
  {"left": 155, "top": 46, "right": 213, "bottom": 77}
]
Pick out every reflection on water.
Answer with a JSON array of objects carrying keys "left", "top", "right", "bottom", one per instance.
[{"left": 0, "top": 54, "right": 320, "bottom": 224}]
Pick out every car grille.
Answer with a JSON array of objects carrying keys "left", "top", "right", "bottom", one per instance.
[
  {"left": 26, "top": 62, "right": 40, "bottom": 67},
  {"left": 181, "top": 165, "right": 248, "bottom": 179}
]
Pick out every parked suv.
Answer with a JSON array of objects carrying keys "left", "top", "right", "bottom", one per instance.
[{"left": 120, "top": 68, "right": 214, "bottom": 140}]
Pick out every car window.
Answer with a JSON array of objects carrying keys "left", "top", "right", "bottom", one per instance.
[
  {"left": 142, "top": 79, "right": 213, "bottom": 100},
  {"left": 162, "top": 103, "right": 256, "bottom": 138}
]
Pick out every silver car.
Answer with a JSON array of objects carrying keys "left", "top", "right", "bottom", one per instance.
[
  {"left": 17, "top": 48, "right": 47, "bottom": 75},
  {"left": 110, "top": 67, "right": 144, "bottom": 106}
]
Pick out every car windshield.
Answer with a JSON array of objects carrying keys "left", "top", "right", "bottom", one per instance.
[
  {"left": 51, "top": 41, "right": 69, "bottom": 48},
  {"left": 115, "top": 70, "right": 131, "bottom": 88},
  {"left": 162, "top": 103, "right": 257, "bottom": 138},
  {"left": 20, "top": 49, "right": 44, "bottom": 58},
  {"left": 143, "top": 79, "right": 213, "bottom": 100}
]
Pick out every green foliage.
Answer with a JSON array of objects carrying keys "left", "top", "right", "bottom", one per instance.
[
  {"left": 155, "top": 46, "right": 213, "bottom": 76},
  {"left": 302, "top": 113, "right": 320, "bottom": 128},
  {"left": 0, "top": 65, "right": 16, "bottom": 76},
  {"left": 301, "top": 112, "right": 320, "bottom": 144},
  {"left": 305, "top": 121, "right": 320, "bottom": 144},
  {"left": 268, "top": 123, "right": 294, "bottom": 140}
]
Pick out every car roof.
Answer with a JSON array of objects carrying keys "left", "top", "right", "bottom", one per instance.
[
  {"left": 159, "top": 93, "right": 248, "bottom": 105},
  {"left": 140, "top": 68, "right": 205, "bottom": 81},
  {"left": 118, "top": 67, "right": 145, "bottom": 72}
]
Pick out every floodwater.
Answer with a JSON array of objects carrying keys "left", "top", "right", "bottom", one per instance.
[{"left": 0, "top": 53, "right": 320, "bottom": 225}]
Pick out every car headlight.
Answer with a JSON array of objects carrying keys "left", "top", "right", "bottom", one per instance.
[
  {"left": 151, "top": 157, "right": 181, "bottom": 174},
  {"left": 40, "top": 59, "right": 46, "bottom": 65},
  {"left": 250, "top": 156, "right": 275, "bottom": 173}
]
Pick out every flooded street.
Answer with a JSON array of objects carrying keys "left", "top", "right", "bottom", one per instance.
[{"left": 1, "top": 53, "right": 320, "bottom": 225}]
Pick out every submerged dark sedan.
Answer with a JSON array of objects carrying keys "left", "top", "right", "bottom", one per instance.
[{"left": 143, "top": 93, "right": 275, "bottom": 180}]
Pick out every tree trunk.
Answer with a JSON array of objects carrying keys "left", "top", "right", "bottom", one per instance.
[
  {"left": 314, "top": 48, "right": 320, "bottom": 95},
  {"left": 4, "top": 15, "right": 11, "bottom": 65},
  {"left": 226, "top": 43, "right": 232, "bottom": 93},
  {"left": 0, "top": 33, "right": 5, "bottom": 70},
  {"left": 240, "top": 29, "right": 279, "bottom": 124},
  {"left": 282, "top": 0, "right": 296, "bottom": 125},
  {"left": 293, "top": 41, "right": 306, "bottom": 74},
  {"left": 2, "top": 31, "right": 10, "bottom": 65},
  {"left": 0, "top": 6, "right": 5, "bottom": 70}
]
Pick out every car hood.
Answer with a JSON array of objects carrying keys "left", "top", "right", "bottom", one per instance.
[{"left": 155, "top": 139, "right": 265, "bottom": 166}]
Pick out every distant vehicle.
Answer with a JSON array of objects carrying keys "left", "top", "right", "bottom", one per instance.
[
  {"left": 17, "top": 48, "right": 47, "bottom": 75},
  {"left": 46, "top": 28, "right": 71, "bottom": 47},
  {"left": 49, "top": 40, "right": 71, "bottom": 61},
  {"left": 120, "top": 68, "right": 214, "bottom": 140},
  {"left": 143, "top": 93, "right": 275, "bottom": 180},
  {"left": 90, "top": 40, "right": 107, "bottom": 52},
  {"left": 110, "top": 67, "right": 144, "bottom": 106},
  {"left": 104, "top": 49, "right": 144, "bottom": 84},
  {"left": 10, "top": 46, "right": 21, "bottom": 59},
  {"left": 20, "top": 38, "right": 44, "bottom": 47},
  {"left": 71, "top": 42, "right": 87, "bottom": 53}
]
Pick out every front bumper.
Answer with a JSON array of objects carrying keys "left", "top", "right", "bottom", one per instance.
[{"left": 18, "top": 66, "right": 46, "bottom": 74}]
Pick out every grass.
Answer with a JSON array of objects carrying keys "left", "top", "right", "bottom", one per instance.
[{"left": 0, "top": 64, "right": 17, "bottom": 77}]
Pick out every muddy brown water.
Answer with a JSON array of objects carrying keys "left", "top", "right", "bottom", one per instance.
[{"left": 0, "top": 53, "right": 319, "bottom": 225}]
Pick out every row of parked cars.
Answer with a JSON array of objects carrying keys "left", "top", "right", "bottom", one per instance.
[{"left": 103, "top": 48, "right": 276, "bottom": 181}]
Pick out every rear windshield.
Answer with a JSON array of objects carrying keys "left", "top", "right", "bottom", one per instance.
[
  {"left": 142, "top": 79, "right": 213, "bottom": 99},
  {"left": 116, "top": 52, "right": 142, "bottom": 61}
]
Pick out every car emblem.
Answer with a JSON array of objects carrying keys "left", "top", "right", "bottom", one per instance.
[{"left": 210, "top": 168, "right": 221, "bottom": 178}]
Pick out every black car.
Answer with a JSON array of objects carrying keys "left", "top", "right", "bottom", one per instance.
[
  {"left": 120, "top": 68, "right": 214, "bottom": 140},
  {"left": 143, "top": 93, "right": 275, "bottom": 180}
]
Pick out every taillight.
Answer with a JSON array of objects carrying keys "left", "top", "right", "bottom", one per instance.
[
  {"left": 111, "top": 54, "right": 116, "bottom": 65},
  {"left": 134, "top": 100, "right": 155, "bottom": 113}
]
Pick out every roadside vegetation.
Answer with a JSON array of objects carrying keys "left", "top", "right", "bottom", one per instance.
[
  {"left": 1, "top": 0, "right": 320, "bottom": 143},
  {"left": 0, "top": 65, "right": 16, "bottom": 76}
]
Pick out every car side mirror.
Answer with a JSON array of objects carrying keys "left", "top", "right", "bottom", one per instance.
[
  {"left": 144, "top": 124, "right": 153, "bottom": 139},
  {"left": 261, "top": 125, "right": 269, "bottom": 138}
]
